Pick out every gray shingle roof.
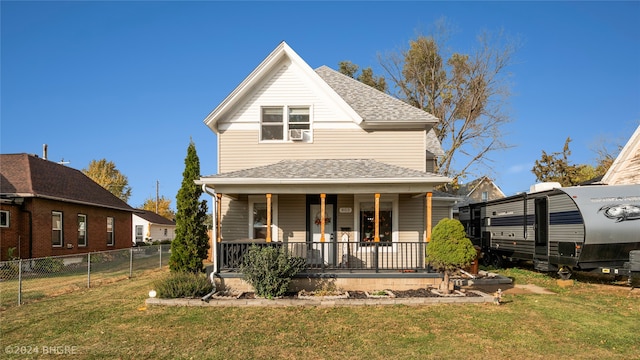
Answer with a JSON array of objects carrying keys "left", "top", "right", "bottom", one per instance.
[
  {"left": 204, "top": 159, "right": 447, "bottom": 182},
  {"left": 315, "top": 66, "right": 443, "bottom": 156},
  {"left": 135, "top": 209, "right": 175, "bottom": 225},
  {"left": 315, "top": 65, "right": 438, "bottom": 125}
]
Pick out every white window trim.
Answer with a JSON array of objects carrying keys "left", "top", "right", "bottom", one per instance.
[
  {"left": 248, "top": 195, "right": 279, "bottom": 241},
  {"left": 0, "top": 210, "right": 9, "bottom": 228},
  {"left": 259, "top": 105, "right": 313, "bottom": 143},
  {"left": 52, "top": 211, "right": 63, "bottom": 247},
  {"left": 78, "top": 214, "right": 87, "bottom": 247},
  {"left": 353, "top": 194, "right": 399, "bottom": 251}
]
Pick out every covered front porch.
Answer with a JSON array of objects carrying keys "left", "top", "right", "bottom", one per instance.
[{"left": 197, "top": 159, "right": 454, "bottom": 289}]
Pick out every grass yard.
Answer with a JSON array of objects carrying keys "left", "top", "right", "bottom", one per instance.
[{"left": 1, "top": 267, "right": 638, "bottom": 359}]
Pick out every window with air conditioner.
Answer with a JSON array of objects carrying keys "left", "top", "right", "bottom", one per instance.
[{"left": 260, "top": 106, "right": 311, "bottom": 142}]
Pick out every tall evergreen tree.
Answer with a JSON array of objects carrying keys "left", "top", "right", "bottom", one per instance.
[{"left": 169, "top": 140, "right": 209, "bottom": 273}]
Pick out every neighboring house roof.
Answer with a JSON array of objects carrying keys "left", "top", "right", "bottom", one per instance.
[
  {"left": 457, "top": 176, "right": 506, "bottom": 198},
  {"left": 134, "top": 209, "right": 175, "bottom": 225},
  {"left": 0, "top": 153, "right": 134, "bottom": 212},
  {"left": 453, "top": 176, "right": 506, "bottom": 211},
  {"left": 198, "top": 159, "right": 450, "bottom": 194},
  {"left": 600, "top": 124, "right": 640, "bottom": 185}
]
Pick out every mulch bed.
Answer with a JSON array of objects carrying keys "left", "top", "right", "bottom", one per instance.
[{"left": 232, "top": 288, "right": 481, "bottom": 299}]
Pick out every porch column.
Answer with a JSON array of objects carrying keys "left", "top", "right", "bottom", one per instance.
[
  {"left": 320, "top": 193, "right": 326, "bottom": 243},
  {"left": 266, "top": 193, "right": 272, "bottom": 243},
  {"left": 216, "top": 193, "right": 222, "bottom": 243},
  {"left": 374, "top": 193, "right": 380, "bottom": 242},
  {"left": 426, "top": 192, "right": 433, "bottom": 243}
]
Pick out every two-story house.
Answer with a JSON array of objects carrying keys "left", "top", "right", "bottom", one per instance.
[{"left": 197, "top": 42, "right": 456, "bottom": 291}]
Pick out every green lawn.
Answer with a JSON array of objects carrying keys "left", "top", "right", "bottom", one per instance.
[{"left": 1, "top": 267, "right": 638, "bottom": 359}]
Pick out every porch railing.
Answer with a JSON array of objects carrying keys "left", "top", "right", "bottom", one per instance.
[{"left": 217, "top": 241, "right": 428, "bottom": 273}]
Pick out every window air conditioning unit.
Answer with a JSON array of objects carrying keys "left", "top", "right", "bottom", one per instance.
[{"left": 289, "top": 129, "right": 305, "bottom": 141}]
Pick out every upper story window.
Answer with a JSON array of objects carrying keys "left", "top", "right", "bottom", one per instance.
[
  {"left": 261, "top": 106, "right": 311, "bottom": 142},
  {"left": 0, "top": 210, "right": 9, "bottom": 228},
  {"left": 481, "top": 191, "right": 488, "bottom": 202},
  {"left": 52, "top": 211, "right": 63, "bottom": 247}
]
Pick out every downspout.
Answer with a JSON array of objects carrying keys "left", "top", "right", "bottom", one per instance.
[{"left": 201, "top": 184, "right": 218, "bottom": 273}]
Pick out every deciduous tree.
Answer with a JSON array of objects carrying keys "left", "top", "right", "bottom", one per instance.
[
  {"left": 169, "top": 140, "right": 209, "bottom": 273},
  {"left": 82, "top": 159, "right": 132, "bottom": 202},
  {"left": 141, "top": 196, "right": 175, "bottom": 220},
  {"left": 338, "top": 60, "right": 387, "bottom": 92},
  {"left": 379, "top": 25, "right": 518, "bottom": 190},
  {"left": 531, "top": 137, "right": 613, "bottom": 186},
  {"left": 340, "top": 21, "right": 518, "bottom": 192}
]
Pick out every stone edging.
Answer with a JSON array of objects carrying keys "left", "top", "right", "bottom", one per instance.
[{"left": 145, "top": 290, "right": 494, "bottom": 307}]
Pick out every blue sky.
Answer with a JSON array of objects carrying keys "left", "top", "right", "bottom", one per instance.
[{"left": 2, "top": 1, "right": 639, "bottom": 210}]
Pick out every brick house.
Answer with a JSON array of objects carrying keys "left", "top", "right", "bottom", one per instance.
[{"left": 0, "top": 153, "right": 134, "bottom": 260}]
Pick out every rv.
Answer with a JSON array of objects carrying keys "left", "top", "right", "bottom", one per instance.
[{"left": 459, "top": 184, "right": 640, "bottom": 280}]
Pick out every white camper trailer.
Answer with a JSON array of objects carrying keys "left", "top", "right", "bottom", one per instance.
[{"left": 459, "top": 184, "right": 640, "bottom": 280}]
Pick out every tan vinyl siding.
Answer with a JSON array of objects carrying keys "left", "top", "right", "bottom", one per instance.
[
  {"left": 220, "top": 195, "right": 249, "bottom": 240},
  {"left": 219, "top": 128, "right": 426, "bottom": 172},
  {"left": 398, "top": 195, "right": 424, "bottom": 243},
  {"left": 397, "top": 196, "right": 451, "bottom": 243},
  {"left": 336, "top": 194, "right": 354, "bottom": 231},
  {"left": 278, "top": 194, "right": 306, "bottom": 242},
  {"left": 219, "top": 61, "right": 352, "bottom": 129}
]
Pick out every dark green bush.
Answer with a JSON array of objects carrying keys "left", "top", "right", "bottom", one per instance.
[
  {"left": 33, "top": 257, "right": 65, "bottom": 273},
  {"left": 153, "top": 272, "right": 214, "bottom": 298},
  {"left": 426, "top": 218, "right": 477, "bottom": 292},
  {"left": 240, "top": 245, "right": 306, "bottom": 298}
]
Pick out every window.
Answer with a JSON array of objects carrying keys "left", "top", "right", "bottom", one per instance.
[
  {"left": 164, "top": 228, "right": 168, "bottom": 236},
  {"left": 359, "top": 202, "right": 393, "bottom": 246},
  {"left": 52, "top": 211, "right": 63, "bottom": 247},
  {"left": 260, "top": 106, "right": 311, "bottom": 141},
  {"left": 248, "top": 195, "right": 278, "bottom": 240},
  {"left": 481, "top": 191, "right": 488, "bottom": 202},
  {"left": 107, "top": 217, "right": 115, "bottom": 246},
  {"left": 135, "top": 225, "right": 143, "bottom": 242},
  {"left": 78, "top": 214, "right": 87, "bottom": 247},
  {"left": 0, "top": 210, "right": 9, "bottom": 228}
]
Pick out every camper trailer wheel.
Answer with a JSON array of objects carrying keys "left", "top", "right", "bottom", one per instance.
[
  {"left": 490, "top": 254, "right": 504, "bottom": 269},
  {"left": 557, "top": 266, "right": 572, "bottom": 280}
]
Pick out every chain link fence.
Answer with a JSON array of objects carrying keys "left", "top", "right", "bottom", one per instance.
[{"left": 0, "top": 245, "right": 170, "bottom": 308}]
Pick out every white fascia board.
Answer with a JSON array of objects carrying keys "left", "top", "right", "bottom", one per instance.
[
  {"left": 206, "top": 183, "right": 447, "bottom": 195},
  {"left": 601, "top": 125, "right": 640, "bottom": 184},
  {"left": 198, "top": 176, "right": 451, "bottom": 186},
  {"left": 203, "top": 42, "right": 290, "bottom": 133}
]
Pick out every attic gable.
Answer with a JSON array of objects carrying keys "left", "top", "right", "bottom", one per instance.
[
  {"left": 601, "top": 125, "right": 640, "bottom": 185},
  {"left": 203, "top": 42, "right": 361, "bottom": 133}
]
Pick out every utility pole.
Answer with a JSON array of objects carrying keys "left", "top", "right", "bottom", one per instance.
[{"left": 156, "top": 180, "right": 159, "bottom": 214}]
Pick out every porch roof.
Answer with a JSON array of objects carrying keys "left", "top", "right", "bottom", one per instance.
[{"left": 197, "top": 159, "right": 451, "bottom": 194}]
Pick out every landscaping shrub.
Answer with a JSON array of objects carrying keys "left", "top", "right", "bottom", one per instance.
[
  {"left": 240, "top": 245, "right": 306, "bottom": 298},
  {"left": 154, "top": 272, "right": 213, "bottom": 298},
  {"left": 426, "top": 218, "right": 477, "bottom": 293}
]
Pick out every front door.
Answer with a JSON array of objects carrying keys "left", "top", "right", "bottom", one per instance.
[{"left": 308, "top": 200, "right": 336, "bottom": 266}]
